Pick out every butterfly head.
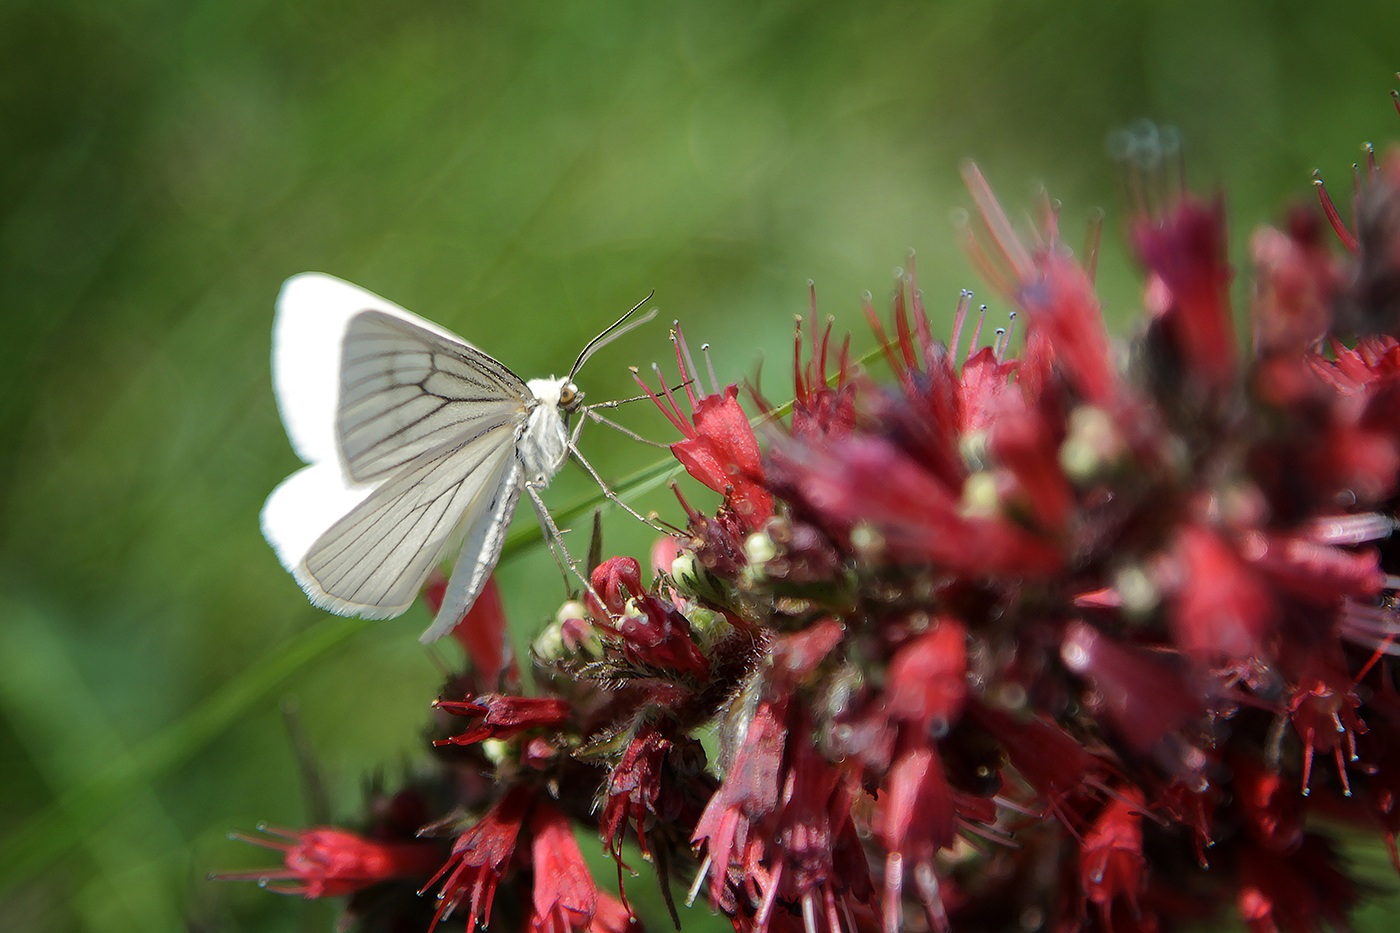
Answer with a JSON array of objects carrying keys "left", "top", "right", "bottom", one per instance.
[
  {"left": 527, "top": 376, "right": 585, "bottom": 416},
  {"left": 557, "top": 380, "right": 584, "bottom": 413}
]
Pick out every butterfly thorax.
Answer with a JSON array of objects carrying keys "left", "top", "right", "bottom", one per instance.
[{"left": 520, "top": 376, "right": 577, "bottom": 484}]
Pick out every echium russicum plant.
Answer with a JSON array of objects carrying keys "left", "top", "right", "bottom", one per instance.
[{"left": 227, "top": 85, "right": 1400, "bottom": 932}]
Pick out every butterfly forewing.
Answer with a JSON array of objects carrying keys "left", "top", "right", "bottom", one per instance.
[
  {"left": 338, "top": 310, "right": 530, "bottom": 483},
  {"left": 301, "top": 422, "right": 522, "bottom": 617}
]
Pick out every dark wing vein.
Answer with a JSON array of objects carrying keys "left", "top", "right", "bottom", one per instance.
[
  {"left": 337, "top": 310, "right": 531, "bottom": 482},
  {"left": 304, "top": 421, "right": 519, "bottom": 614}
]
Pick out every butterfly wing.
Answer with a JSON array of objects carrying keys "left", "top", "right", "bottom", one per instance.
[
  {"left": 271, "top": 273, "right": 491, "bottom": 468},
  {"left": 263, "top": 420, "right": 522, "bottom": 620},
  {"left": 338, "top": 309, "right": 531, "bottom": 483},
  {"left": 264, "top": 273, "right": 534, "bottom": 630},
  {"left": 419, "top": 456, "right": 524, "bottom": 643}
]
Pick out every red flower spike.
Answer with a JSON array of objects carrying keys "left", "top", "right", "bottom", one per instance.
[
  {"left": 219, "top": 825, "right": 442, "bottom": 898},
  {"left": 529, "top": 803, "right": 602, "bottom": 933},
  {"left": 238, "top": 104, "right": 1400, "bottom": 933},
  {"left": 1133, "top": 196, "right": 1238, "bottom": 395},
  {"left": 1078, "top": 788, "right": 1148, "bottom": 931},
  {"left": 425, "top": 787, "right": 532, "bottom": 931},
  {"left": 432, "top": 694, "right": 572, "bottom": 747}
]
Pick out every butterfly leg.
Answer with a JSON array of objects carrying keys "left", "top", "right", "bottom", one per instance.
[
  {"left": 567, "top": 446, "right": 671, "bottom": 533},
  {"left": 577, "top": 400, "right": 669, "bottom": 449},
  {"left": 568, "top": 407, "right": 671, "bottom": 531},
  {"left": 524, "top": 481, "right": 607, "bottom": 610}
]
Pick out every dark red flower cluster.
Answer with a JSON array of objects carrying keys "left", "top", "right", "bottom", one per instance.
[{"left": 229, "top": 96, "right": 1400, "bottom": 932}]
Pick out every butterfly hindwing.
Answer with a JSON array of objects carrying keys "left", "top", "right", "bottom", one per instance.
[
  {"left": 299, "top": 423, "right": 522, "bottom": 618},
  {"left": 419, "top": 457, "right": 525, "bottom": 643}
]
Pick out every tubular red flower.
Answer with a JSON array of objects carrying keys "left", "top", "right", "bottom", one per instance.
[
  {"left": 425, "top": 786, "right": 532, "bottom": 931},
  {"left": 432, "top": 694, "right": 572, "bottom": 747},
  {"left": 885, "top": 619, "right": 968, "bottom": 737},
  {"left": 587, "top": 555, "right": 710, "bottom": 675},
  {"left": 1061, "top": 622, "right": 1207, "bottom": 779},
  {"left": 530, "top": 803, "right": 603, "bottom": 933},
  {"left": 692, "top": 697, "right": 787, "bottom": 907},
  {"left": 877, "top": 748, "right": 956, "bottom": 933},
  {"left": 220, "top": 825, "right": 443, "bottom": 898},
  {"left": 965, "top": 701, "right": 1114, "bottom": 818},
  {"left": 600, "top": 726, "right": 673, "bottom": 867},
  {"left": 1169, "top": 525, "right": 1277, "bottom": 661},
  {"left": 1018, "top": 252, "right": 1122, "bottom": 408},
  {"left": 789, "top": 286, "right": 855, "bottom": 441},
  {"left": 692, "top": 689, "right": 874, "bottom": 933},
  {"left": 1250, "top": 206, "right": 1343, "bottom": 356},
  {"left": 1078, "top": 788, "right": 1147, "bottom": 931},
  {"left": 1237, "top": 835, "right": 1357, "bottom": 933},
  {"left": 591, "top": 556, "right": 646, "bottom": 617},
  {"left": 1133, "top": 196, "right": 1237, "bottom": 395},
  {"left": 984, "top": 392, "right": 1075, "bottom": 533},
  {"left": 636, "top": 328, "right": 773, "bottom": 528},
  {"left": 1287, "top": 659, "right": 1367, "bottom": 796},
  {"left": 775, "top": 434, "right": 1063, "bottom": 576}
]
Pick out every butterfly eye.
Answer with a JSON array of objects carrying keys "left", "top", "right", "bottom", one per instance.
[{"left": 558, "top": 382, "right": 582, "bottom": 411}]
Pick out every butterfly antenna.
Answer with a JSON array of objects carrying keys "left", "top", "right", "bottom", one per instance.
[{"left": 569, "top": 291, "right": 658, "bottom": 381}]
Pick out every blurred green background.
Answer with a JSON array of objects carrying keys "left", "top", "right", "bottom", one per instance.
[{"left": 2, "top": 1, "right": 1398, "bottom": 930}]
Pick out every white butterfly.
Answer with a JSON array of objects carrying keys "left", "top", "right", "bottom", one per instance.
[{"left": 261, "top": 273, "right": 652, "bottom": 643}]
